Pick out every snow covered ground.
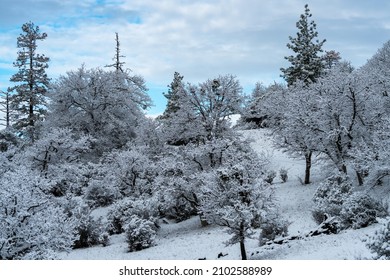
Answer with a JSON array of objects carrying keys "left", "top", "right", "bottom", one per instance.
[{"left": 59, "top": 129, "right": 387, "bottom": 260}]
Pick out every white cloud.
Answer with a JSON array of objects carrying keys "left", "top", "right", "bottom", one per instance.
[{"left": 0, "top": 0, "right": 389, "bottom": 114}]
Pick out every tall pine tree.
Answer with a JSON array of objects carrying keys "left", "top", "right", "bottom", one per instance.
[
  {"left": 281, "top": 4, "right": 326, "bottom": 86},
  {"left": 9, "top": 22, "right": 50, "bottom": 140}
]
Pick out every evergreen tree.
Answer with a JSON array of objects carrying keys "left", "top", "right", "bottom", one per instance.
[
  {"left": 323, "top": 50, "right": 341, "bottom": 70},
  {"left": 281, "top": 4, "right": 326, "bottom": 86},
  {"left": 161, "top": 72, "right": 185, "bottom": 119},
  {"left": 9, "top": 22, "right": 50, "bottom": 140}
]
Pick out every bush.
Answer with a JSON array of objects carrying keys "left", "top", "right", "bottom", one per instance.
[
  {"left": 366, "top": 217, "right": 390, "bottom": 259},
  {"left": 259, "top": 219, "right": 289, "bottom": 246},
  {"left": 340, "top": 192, "right": 387, "bottom": 229},
  {"left": 85, "top": 179, "right": 118, "bottom": 208},
  {"left": 107, "top": 199, "right": 134, "bottom": 234},
  {"left": 73, "top": 215, "right": 105, "bottom": 249},
  {"left": 160, "top": 195, "right": 198, "bottom": 222},
  {"left": 264, "top": 170, "right": 277, "bottom": 184},
  {"left": 279, "top": 168, "right": 288, "bottom": 183},
  {"left": 312, "top": 174, "right": 352, "bottom": 224},
  {"left": 64, "top": 197, "right": 108, "bottom": 249},
  {"left": 313, "top": 174, "right": 387, "bottom": 229},
  {"left": 107, "top": 197, "right": 159, "bottom": 235},
  {"left": 0, "top": 169, "right": 77, "bottom": 260},
  {"left": 126, "top": 215, "right": 157, "bottom": 252}
]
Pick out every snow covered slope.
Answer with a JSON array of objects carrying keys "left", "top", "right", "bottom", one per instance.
[{"left": 59, "top": 129, "right": 387, "bottom": 260}]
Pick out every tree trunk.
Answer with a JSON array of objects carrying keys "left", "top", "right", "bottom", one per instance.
[
  {"left": 239, "top": 222, "right": 247, "bottom": 260},
  {"left": 340, "top": 164, "right": 347, "bottom": 174},
  {"left": 304, "top": 151, "right": 312, "bottom": 185},
  {"left": 240, "top": 239, "right": 247, "bottom": 260},
  {"left": 356, "top": 170, "right": 364, "bottom": 186}
]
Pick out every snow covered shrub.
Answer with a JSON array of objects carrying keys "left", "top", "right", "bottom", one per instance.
[
  {"left": 107, "top": 197, "right": 159, "bottom": 235},
  {"left": 312, "top": 174, "right": 352, "bottom": 224},
  {"left": 73, "top": 214, "right": 106, "bottom": 249},
  {"left": 0, "top": 129, "right": 19, "bottom": 153},
  {"left": 366, "top": 217, "right": 390, "bottom": 259},
  {"left": 99, "top": 232, "right": 110, "bottom": 247},
  {"left": 95, "top": 148, "right": 156, "bottom": 198},
  {"left": 153, "top": 151, "right": 199, "bottom": 221},
  {"left": 107, "top": 199, "right": 134, "bottom": 234},
  {"left": 0, "top": 169, "right": 77, "bottom": 259},
  {"left": 340, "top": 192, "right": 387, "bottom": 229},
  {"left": 264, "top": 170, "right": 277, "bottom": 184},
  {"left": 85, "top": 179, "right": 118, "bottom": 207},
  {"left": 259, "top": 218, "right": 289, "bottom": 246},
  {"left": 63, "top": 197, "right": 107, "bottom": 249},
  {"left": 313, "top": 174, "right": 387, "bottom": 229},
  {"left": 125, "top": 215, "right": 157, "bottom": 252},
  {"left": 279, "top": 168, "right": 288, "bottom": 183},
  {"left": 17, "top": 128, "right": 94, "bottom": 197}
]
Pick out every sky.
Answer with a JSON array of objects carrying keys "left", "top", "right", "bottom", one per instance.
[{"left": 0, "top": 0, "right": 390, "bottom": 115}]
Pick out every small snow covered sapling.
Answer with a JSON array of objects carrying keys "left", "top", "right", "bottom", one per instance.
[
  {"left": 126, "top": 215, "right": 157, "bottom": 252},
  {"left": 279, "top": 168, "right": 288, "bottom": 183},
  {"left": 200, "top": 147, "right": 278, "bottom": 260}
]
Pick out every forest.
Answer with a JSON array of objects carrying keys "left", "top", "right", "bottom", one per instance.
[{"left": 0, "top": 5, "right": 389, "bottom": 260}]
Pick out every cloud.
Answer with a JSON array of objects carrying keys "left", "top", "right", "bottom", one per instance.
[{"left": 0, "top": 0, "right": 389, "bottom": 114}]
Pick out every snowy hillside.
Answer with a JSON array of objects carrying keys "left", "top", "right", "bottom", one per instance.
[{"left": 59, "top": 129, "right": 388, "bottom": 260}]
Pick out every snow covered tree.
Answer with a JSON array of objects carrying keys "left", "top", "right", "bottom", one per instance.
[
  {"left": 160, "top": 74, "right": 243, "bottom": 145},
  {"left": 160, "top": 71, "right": 185, "bottom": 119},
  {"left": 323, "top": 50, "right": 341, "bottom": 70},
  {"left": 274, "top": 61, "right": 378, "bottom": 184},
  {"left": 8, "top": 22, "right": 50, "bottom": 140},
  {"left": 20, "top": 128, "right": 93, "bottom": 197},
  {"left": 87, "top": 147, "right": 156, "bottom": 205},
  {"left": 239, "top": 82, "right": 286, "bottom": 128},
  {"left": 362, "top": 40, "right": 390, "bottom": 98},
  {"left": 270, "top": 80, "right": 318, "bottom": 184},
  {"left": 200, "top": 141, "right": 277, "bottom": 260},
  {"left": 307, "top": 62, "right": 379, "bottom": 181},
  {"left": 281, "top": 4, "right": 326, "bottom": 86},
  {"left": 351, "top": 116, "right": 390, "bottom": 187},
  {"left": 350, "top": 41, "right": 390, "bottom": 186},
  {"left": 46, "top": 66, "right": 151, "bottom": 155},
  {"left": 0, "top": 169, "right": 77, "bottom": 259}
]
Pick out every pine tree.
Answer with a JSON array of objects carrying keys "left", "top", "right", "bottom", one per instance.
[
  {"left": 9, "top": 22, "right": 50, "bottom": 140},
  {"left": 161, "top": 71, "right": 185, "bottom": 119},
  {"left": 281, "top": 4, "right": 326, "bottom": 86}
]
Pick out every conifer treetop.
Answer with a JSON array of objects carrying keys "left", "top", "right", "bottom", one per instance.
[{"left": 281, "top": 4, "right": 326, "bottom": 86}]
